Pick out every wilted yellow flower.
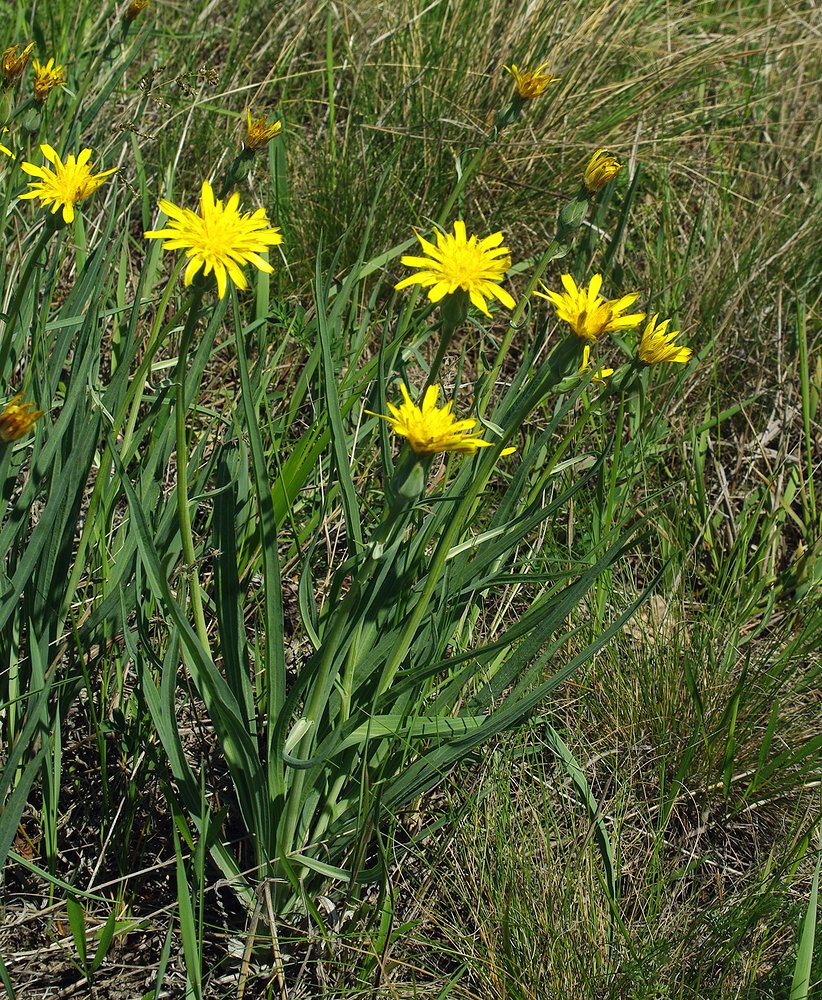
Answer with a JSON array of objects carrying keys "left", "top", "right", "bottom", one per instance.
[
  {"left": 144, "top": 179, "right": 283, "bottom": 299},
  {"left": 638, "top": 314, "right": 693, "bottom": 365},
  {"left": 2, "top": 42, "right": 34, "bottom": 87},
  {"left": 396, "top": 220, "right": 515, "bottom": 318},
  {"left": 579, "top": 345, "right": 614, "bottom": 384},
  {"left": 243, "top": 107, "right": 282, "bottom": 151},
  {"left": 0, "top": 394, "right": 44, "bottom": 442},
  {"left": 32, "top": 58, "right": 66, "bottom": 104},
  {"left": 20, "top": 145, "right": 118, "bottom": 224},
  {"left": 369, "top": 384, "right": 497, "bottom": 455},
  {"left": 583, "top": 148, "right": 622, "bottom": 193},
  {"left": 536, "top": 273, "right": 645, "bottom": 343},
  {"left": 504, "top": 62, "right": 558, "bottom": 100},
  {"left": 125, "top": 0, "right": 151, "bottom": 20}
]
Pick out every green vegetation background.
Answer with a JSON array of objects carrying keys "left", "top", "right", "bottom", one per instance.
[{"left": 0, "top": 0, "right": 820, "bottom": 996}]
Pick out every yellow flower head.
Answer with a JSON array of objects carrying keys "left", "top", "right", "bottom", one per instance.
[
  {"left": 504, "top": 62, "right": 558, "bottom": 100},
  {"left": 536, "top": 273, "right": 645, "bottom": 343},
  {"left": 32, "top": 58, "right": 66, "bottom": 104},
  {"left": 584, "top": 148, "right": 622, "bottom": 193},
  {"left": 0, "top": 394, "right": 44, "bottom": 443},
  {"left": 396, "top": 220, "right": 515, "bottom": 318},
  {"left": 579, "top": 345, "right": 614, "bottom": 385},
  {"left": 19, "top": 144, "right": 118, "bottom": 225},
  {"left": 370, "top": 384, "right": 494, "bottom": 455},
  {"left": 125, "top": 0, "right": 151, "bottom": 20},
  {"left": 2, "top": 42, "right": 34, "bottom": 87},
  {"left": 244, "top": 107, "right": 282, "bottom": 151},
  {"left": 638, "top": 314, "right": 693, "bottom": 365},
  {"left": 144, "top": 179, "right": 284, "bottom": 299}
]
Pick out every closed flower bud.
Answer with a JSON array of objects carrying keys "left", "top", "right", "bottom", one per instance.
[
  {"left": 558, "top": 193, "right": 589, "bottom": 233},
  {"left": 125, "top": 0, "right": 150, "bottom": 22},
  {"left": 583, "top": 148, "right": 622, "bottom": 193}
]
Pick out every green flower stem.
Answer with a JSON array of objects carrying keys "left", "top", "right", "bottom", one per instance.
[
  {"left": 435, "top": 141, "right": 489, "bottom": 228},
  {"left": 373, "top": 335, "right": 579, "bottom": 701},
  {"left": 479, "top": 237, "right": 564, "bottom": 416},
  {"left": 435, "top": 92, "right": 522, "bottom": 229},
  {"left": 120, "top": 259, "right": 187, "bottom": 459},
  {"left": 174, "top": 286, "right": 210, "bottom": 654},
  {"left": 0, "top": 89, "right": 14, "bottom": 123},
  {"left": 424, "top": 327, "right": 454, "bottom": 391},
  {"left": 218, "top": 148, "right": 254, "bottom": 200},
  {"left": 479, "top": 187, "right": 592, "bottom": 411},
  {"left": 598, "top": 356, "right": 643, "bottom": 403},
  {"left": 423, "top": 300, "right": 466, "bottom": 391}
]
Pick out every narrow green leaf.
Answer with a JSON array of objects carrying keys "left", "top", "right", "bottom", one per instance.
[
  {"left": 173, "top": 824, "right": 202, "bottom": 999},
  {"left": 66, "top": 895, "right": 88, "bottom": 972},
  {"left": 314, "top": 248, "right": 363, "bottom": 556},
  {"left": 91, "top": 908, "right": 118, "bottom": 974},
  {"left": 790, "top": 844, "right": 821, "bottom": 1000}
]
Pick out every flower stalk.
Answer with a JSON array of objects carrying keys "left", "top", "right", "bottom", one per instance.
[
  {"left": 424, "top": 290, "right": 466, "bottom": 389},
  {"left": 479, "top": 235, "right": 567, "bottom": 414},
  {"left": 174, "top": 286, "right": 211, "bottom": 654}
]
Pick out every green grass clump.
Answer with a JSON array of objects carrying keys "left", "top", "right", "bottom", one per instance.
[{"left": 0, "top": 0, "right": 819, "bottom": 997}]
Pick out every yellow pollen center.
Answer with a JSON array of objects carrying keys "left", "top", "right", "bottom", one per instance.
[{"left": 441, "top": 243, "right": 485, "bottom": 288}]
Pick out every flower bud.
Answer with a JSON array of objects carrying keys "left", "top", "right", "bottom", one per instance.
[
  {"left": 125, "top": 0, "right": 150, "bottom": 22},
  {"left": 557, "top": 192, "right": 589, "bottom": 234},
  {"left": 583, "top": 148, "right": 622, "bottom": 194}
]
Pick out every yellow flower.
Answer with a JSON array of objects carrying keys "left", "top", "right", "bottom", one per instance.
[
  {"left": 583, "top": 148, "right": 622, "bottom": 193},
  {"left": 1, "top": 42, "right": 34, "bottom": 87},
  {"left": 32, "top": 58, "right": 66, "bottom": 104},
  {"left": 0, "top": 394, "right": 44, "bottom": 443},
  {"left": 144, "top": 179, "right": 283, "bottom": 299},
  {"left": 370, "top": 384, "right": 495, "bottom": 455},
  {"left": 125, "top": 0, "right": 151, "bottom": 20},
  {"left": 638, "top": 313, "right": 693, "bottom": 365},
  {"left": 0, "top": 128, "right": 13, "bottom": 160},
  {"left": 20, "top": 144, "right": 118, "bottom": 224},
  {"left": 396, "top": 221, "right": 515, "bottom": 318},
  {"left": 579, "top": 345, "right": 614, "bottom": 384},
  {"left": 535, "top": 273, "right": 645, "bottom": 343},
  {"left": 504, "top": 63, "right": 558, "bottom": 100},
  {"left": 243, "top": 107, "right": 282, "bottom": 151}
]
